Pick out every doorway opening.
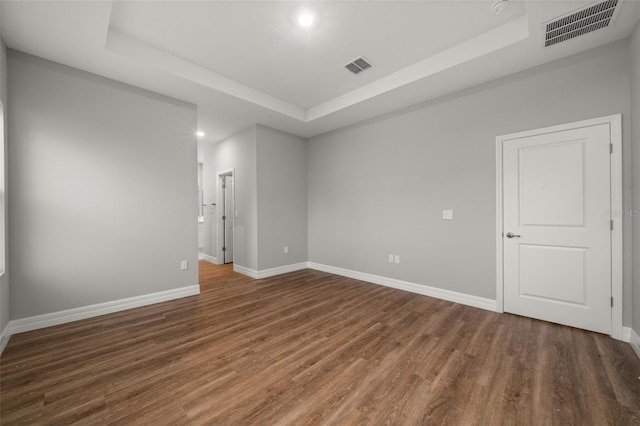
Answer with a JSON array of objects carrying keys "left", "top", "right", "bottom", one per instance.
[{"left": 218, "top": 169, "right": 234, "bottom": 264}]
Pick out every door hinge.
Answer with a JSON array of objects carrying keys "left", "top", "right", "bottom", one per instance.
[
  {"left": 222, "top": 183, "right": 226, "bottom": 189},
  {"left": 610, "top": 143, "right": 613, "bottom": 154},
  {"left": 222, "top": 247, "right": 226, "bottom": 252},
  {"left": 222, "top": 215, "right": 226, "bottom": 220},
  {"left": 610, "top": 220, "right": 614, "bottom": 231},
  {"left": 611, "top": 297, "right": 614, "bottom": 307}
]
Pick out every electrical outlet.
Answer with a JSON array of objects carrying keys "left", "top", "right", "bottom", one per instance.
[
  {"left": 284, "top": 246, "right": 289, "bottom": 254},
  {"left": 180, "top": 260, "right": 188, "bottom": 270},
  {"left": 388, "top": 254, "right": 394, "bottom": 263},
  {"left": 443, "top": 210, "right": 454, "bottom": 220},
  {"left": 394, "top": 255, "right": 400, "bottom": 264}
]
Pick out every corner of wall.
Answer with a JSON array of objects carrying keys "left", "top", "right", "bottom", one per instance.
[
  {"left": 0, "top": 35, "right": 9, "bottom": 355},
  {"left": 631, "top": 328, "right": 640, "bottom": 359},
  {"left": 631, "top": 20, "right": 640, "bottom": 343},
  {"left": 255, "top": 124, "right": 308, "bottom": 271},
  {"left": 203, "top": 125, "right": 259, "bottom": 271},
  {"left": 0, "top": 328, "right": 10, "bottom": 356}
]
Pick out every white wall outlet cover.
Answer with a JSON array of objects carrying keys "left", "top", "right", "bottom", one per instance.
[
  {"left": 235, "top": 210, "right": 239, "bottom": 218},
  {"left": 284, "top": 246, "right": 289, "bottom": 254},
  {"left": 180, "top": 260, "right": 188, "bottom": 270},
  {"left": 388, "top": 254, "right": 394, "bottom": 262},
  {"left": 443, "top": 210, "right": 454, "bottom": 220},
  {"left": 394, "top": 255, "right": 400, "bottom": 264}
]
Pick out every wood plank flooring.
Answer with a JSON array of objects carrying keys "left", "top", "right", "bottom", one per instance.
[{"left": 1, "top": 261, "right": 639, "bottom": 425}]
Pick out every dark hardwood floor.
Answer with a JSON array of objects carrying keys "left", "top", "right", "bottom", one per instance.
[{"left": 1, "top": 261, "right": 639, "bottom": 425}]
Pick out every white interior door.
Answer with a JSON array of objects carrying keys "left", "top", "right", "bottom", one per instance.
[
  {"left": 223, "top": 175, "right": 234, "bottom": 264},
  {"left": 502, "top": 123, "right": 611, "bottom": 334}
]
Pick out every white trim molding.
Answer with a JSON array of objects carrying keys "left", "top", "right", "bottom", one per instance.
[
  {"left": 0, "top": 323, "right": 10, "bottom": 355},
  {"left": 308, "top": 262, "right": 497, "bottom": 312},
  {"left": 199, "top": 253, "right": 219, "bottom": 264},
  {"left": 495, "top": 114, "right": 624, "bottom": 341},
  {"left": 233, "top": 262, "right": 308, "bottom": 280},
  {"left": 629, "top": 328, "right": 640, "bottom": 360},
  {"left": 255, "top": 263, "right": 308, "bottom": 279},
  {"left": 4, "top": 285, "right": 200, "bottom": 338},
  {"left": 233, "top": 264, "right": 258, "bottom": 279},
  {"left": 235, "top": 261, "right": 496, "bottom": 311}
]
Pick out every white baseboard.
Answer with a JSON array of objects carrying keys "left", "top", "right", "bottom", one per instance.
[
  {"left": 233, "top": 264, "right": 258, "bottom": 278},
  {"left": 307, "top": 262, "right": 497, "bottom": 312},
  {"left": 630, "top": 328, "right": 640, "bottom": 360},
  {"left": 0, "top": 323, "right": 10, "bottom": 355},
  {"left": 256, "top": 262, "right": 308, "bottom": 279},
  {"left": 233, "top": 262, "right": 308, "bottom": 279},
  {"left": 231, "top": 261, "right": 495, "bottom": 312},
  {"left": 198, "top": 253, "right": 218, "bottom": 264},
  {"left": 4, "top": 285, "right": 201, "bottom": 339},
  {"left": 622, "top": 326, "right": 632, "bottom": 342}
]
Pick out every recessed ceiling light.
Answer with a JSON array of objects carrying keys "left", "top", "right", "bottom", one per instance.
[
  {"left": 196, "top": 131, "right": 205, "bottom": 137},
  {"left": 297, "top": 11, "right": 316, "bottom": 28}
]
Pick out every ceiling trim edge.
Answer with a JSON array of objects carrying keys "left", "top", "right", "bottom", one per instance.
[{"left": 104, "top": 12, "right": 530, "bottom": 124}]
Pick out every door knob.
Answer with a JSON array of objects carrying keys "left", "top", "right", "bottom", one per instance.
[{"left": 506, "top": 232, "right": 521, "bottom": 238}]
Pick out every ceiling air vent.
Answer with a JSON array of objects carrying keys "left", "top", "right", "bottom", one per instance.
[
  {"left": 345, "top": 56, "right": 372, "bottom": 75},
  {"left": 544, "top": 0, "right": 621, "bottom": 47}
]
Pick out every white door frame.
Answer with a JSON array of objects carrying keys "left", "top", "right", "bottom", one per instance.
[
  {"left": 495, "top": 114, "right": 623, "bottom": 340},
  {"left": 217, "top": 168, "right": 235, "bottom": 265}
]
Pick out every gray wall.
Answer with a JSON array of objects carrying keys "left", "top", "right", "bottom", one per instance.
[
  {"left": 203, "top": 126, "right": 258, "bottom": 270},
  {"left": 202, "top": 124, "right": 307, "bottom": 272},
  {"left": 202, "top": 144, "right": 218, "bottom": 261},
  {"left": 202, "top": 143, "right": 217, "bottom": 261},
  {"left": 8, "top": 51, "right": 199, "bottom": 319},
  {"left": 0, "top": 37, "right": 8, "bottom": 337},
  {"left": 308, "top": 41, "right": 633, "bottom": 325},
  {"left": 256, "top": 125, "right": 307, "bottom": 270},
  {"left": 632, "top": 24, "right": 640, "bottom": 335}
]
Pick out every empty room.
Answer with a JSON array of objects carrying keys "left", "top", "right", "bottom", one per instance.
[{"left": 1, "top": 0, "right": 639, "bottom": 424}]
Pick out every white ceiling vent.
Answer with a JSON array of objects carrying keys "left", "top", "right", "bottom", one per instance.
[
  {"left": 345, "top": 56, "right": 373, "bottom": 75},
  {"left": 544, "top": 0, "right": 621, "bottom": 47}
]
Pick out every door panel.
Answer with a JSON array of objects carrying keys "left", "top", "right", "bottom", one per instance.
[
  {"left": 503, "top": 123, "right": 611, "bottom": 334},
  {"left": 519, "top": 245, "right": 586, "bottom": 304},
  {"left": 224, "top": 176, "right": 234, "bottom": 263},
  {"left": 519, "top": 141, "right": 585, "bottom": 227}
]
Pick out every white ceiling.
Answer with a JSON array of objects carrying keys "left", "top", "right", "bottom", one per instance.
[
  {"left": 109, "top": 1, "right": 526, "bottom": 109},
  {"left": 2, "top": 1, "right": 639, "bottom": 147}
]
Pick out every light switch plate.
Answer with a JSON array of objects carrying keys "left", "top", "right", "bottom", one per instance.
[{"left": 443, "top": 210, "right": 454, "bottom": 220}]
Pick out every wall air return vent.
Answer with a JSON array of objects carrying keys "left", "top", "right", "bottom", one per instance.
[
  {"left": 544, "top": 0, "right": 621, "bottom": 47},
  {"left": 345, "top": 56, "right": 373, "bottom": 75}
]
